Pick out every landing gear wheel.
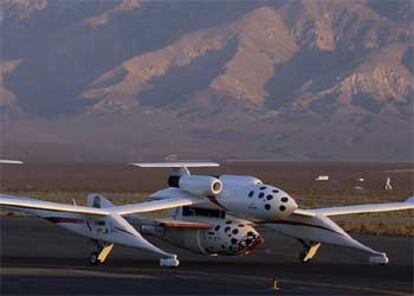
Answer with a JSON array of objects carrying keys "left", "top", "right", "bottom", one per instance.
[
  {"left": 89, "top": 252, "right": 100, "bottom": 265},
  {"left": 159, "top": 255, "right": 180, "bottom": 267},
  {"left": 88, "top": 241, "right": 114, "bottom": 265}
]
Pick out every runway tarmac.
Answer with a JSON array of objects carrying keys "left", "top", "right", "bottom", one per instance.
[{"left": 1, "top": 216, "right": 413, "bottom": 295}]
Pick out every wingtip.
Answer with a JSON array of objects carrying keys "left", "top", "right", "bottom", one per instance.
[
  {"left": 405, "top": 196, "right": 414, "bottom": 203},
  {"left": 0, "top": 160, "right": 24, "bottom": 165}
]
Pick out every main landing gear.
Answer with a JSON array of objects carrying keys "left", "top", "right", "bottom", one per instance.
[
  {"left": 89, "top": 241, "right": 114, "bottom": 265},
  {"left": 298, "top": 239, "right": 321, "bottom": 263},
  {"left": 369, "top": 253, "right": 389, "bottom": 265},
  {"left": 159, "top": 255, "right": 180, "bottom": 267}
]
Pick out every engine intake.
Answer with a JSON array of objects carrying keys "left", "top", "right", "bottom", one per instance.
[{"left": 168, "top": 175, "right": 222, "bottom": 196}]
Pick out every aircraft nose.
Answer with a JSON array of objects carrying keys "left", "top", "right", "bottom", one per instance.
[{"left": 276, "top": 193, "right": 298, "bottom": 218}]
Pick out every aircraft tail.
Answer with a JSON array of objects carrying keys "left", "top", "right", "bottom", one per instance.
[{"left": 87, "top": 193, "right": 114, "bottom": 208}]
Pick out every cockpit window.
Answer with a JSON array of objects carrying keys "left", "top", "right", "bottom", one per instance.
[
  {"left": 248, "top": 190, "right": 254, "bottom": 197},
  {"left": 258, "top": 192, "right": 264, "bottom": 198},
  {"left": 272, "top": 189, "right": 279, "bottom": 193},
  {"left": 281, "top": 197, "right": 289, "bottom": 203},
  {"left": 266, "top": 195, "right": 273, "bottom": 200},
  {"left": 260, "top": 186, "right": 267, "bottom": 190}
]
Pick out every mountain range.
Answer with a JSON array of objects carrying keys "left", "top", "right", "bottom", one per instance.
[{"left": 0, "top": 0, "right": 413, "bottom": 161}]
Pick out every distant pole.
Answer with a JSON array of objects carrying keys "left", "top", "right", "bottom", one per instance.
[{"left": 384, "top": 177, "right": 392, "bottom": 190}]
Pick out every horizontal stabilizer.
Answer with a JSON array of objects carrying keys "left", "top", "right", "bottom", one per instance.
[{"left": 130, "top": 162, "right": 219, "bottom": 168}]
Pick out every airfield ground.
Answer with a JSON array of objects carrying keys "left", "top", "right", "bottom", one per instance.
[
  {"left": 1, "top": 216, "right": 413, "bottom": 295},
  {"left": 0, "top": 161, "right": 413, "bottom": 295},
  {"left": 1, "top": 161, "right": 413, "bottom": 235},
  {"left": 1, "top": 161, "right": 413, "bottom": 196}
]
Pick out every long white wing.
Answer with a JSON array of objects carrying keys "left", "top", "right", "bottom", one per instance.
[
  {"left": 0, "top": 194, "right": 109, "bottom": 216},
  {"left": 293, "top": 209, "right": 316, "bottom": 217},
  {"left": 309, "top": 196, "right": 414, "bottom": 217},
  {"left": 0, "top": 194, "right": 199, "bottom": 216}
]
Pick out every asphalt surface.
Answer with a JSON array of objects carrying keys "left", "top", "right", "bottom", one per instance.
[{"left": 1, "top": 216, "right": 413, "bottom": 295}]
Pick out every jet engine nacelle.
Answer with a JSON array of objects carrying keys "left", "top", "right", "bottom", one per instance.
[
  {"left": 219, "top": 175, "right": 263, "bottom": 186},
  {"left": 168, "top": 175, "right": 222, "bottom": 196},
  {"left": 142, "top": 220, "right": 263, "bottom": 256}
]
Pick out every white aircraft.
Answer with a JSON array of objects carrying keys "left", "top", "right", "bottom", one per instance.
[{"left": 0, "top": 162, "right": 413, "bottom": 267}]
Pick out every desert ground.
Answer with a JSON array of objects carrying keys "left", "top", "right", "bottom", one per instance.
[
  {"left": 0, "top": 161, "right": 413, "bottom": 235},
  {"left": 1, "top": 161, "right": 413, "bottom": 295}
]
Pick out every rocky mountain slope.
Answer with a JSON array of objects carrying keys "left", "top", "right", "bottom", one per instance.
[{"left": 0, "top": 0, "right": 413, "bottom": 161}]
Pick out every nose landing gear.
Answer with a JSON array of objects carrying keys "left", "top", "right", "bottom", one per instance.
[
  {"left": 89, "top": 241, "right": 114, "bottom": 265},
  {"left": 298, "top": 239, "right": 321, "bottom": 263}
]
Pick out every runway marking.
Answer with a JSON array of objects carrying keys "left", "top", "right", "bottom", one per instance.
[
  {"left": 0, "top": 266, "right": 411, "bottom": 295},
  {"left": 1, "top": 267, "right": 155, "bottom": 280},
  {"left": 130, "top": 267, "right": 412, "bottom": 296}
]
